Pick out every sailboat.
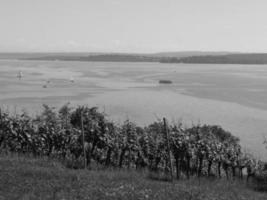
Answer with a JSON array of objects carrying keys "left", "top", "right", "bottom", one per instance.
[
  {"left": 70, "top": 76, "right": 74, "bottom": 83},
  {"left": 17, "top": 71, "right": 23, "bottom": 79}
]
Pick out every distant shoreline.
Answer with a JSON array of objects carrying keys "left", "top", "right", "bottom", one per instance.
[
  {"left": 21, "top": 53, "right": 267, "bottom": 65},
  {"left": 2, "top": 51, "right": 267, "bottom": 65}
]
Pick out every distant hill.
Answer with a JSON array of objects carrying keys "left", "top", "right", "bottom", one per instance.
[
  {"left": 23, "top": 51, "right": 232, "bottom": 62},
  {"left": 0, "top": 52, "right": 102, "bottom": 60},
  {"left": 168, "top": 53, "right": 267, "bottom": 64},
  {"left": 151, "top": 51, "right": 232, "bottom": 58},
  {"left": 2, "top": 52, "right": 267, "bottom": 65},
  {"left": 25, "top": 54, "right": 160, "bottom": 62},
  {"left": 0, "top": 51, "right": 231, "bottom": 60},
  {"left": 0, "top": 51, "right": 231, "bottom": 62}
]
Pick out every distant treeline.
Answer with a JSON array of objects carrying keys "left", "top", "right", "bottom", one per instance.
[
  {"left": 22, "top": 53, "right": 267, "bottom": 65},
  {"left": 25, "top": 54, "right": 161, "bottom": 62},
  {"left": 160, "top": 53, "right": 267, "bottom": 65}
]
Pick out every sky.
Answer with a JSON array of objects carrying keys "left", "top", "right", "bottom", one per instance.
[{"left": 0, "top": 0, "right": 267, "bottom": 53}]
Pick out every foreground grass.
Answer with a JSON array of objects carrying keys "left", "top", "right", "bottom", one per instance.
[{"left": 0, "top": 155, "right": 266, "bottom": 200}]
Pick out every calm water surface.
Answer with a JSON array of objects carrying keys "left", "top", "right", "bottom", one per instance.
[{"left": 1, "top": 60, "right": 267, "bottom": 158}]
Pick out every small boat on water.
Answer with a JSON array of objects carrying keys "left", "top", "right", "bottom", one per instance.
[
  {"left": 17, "top": 71, "right": 23, "bottom": 79},
  {"left": 70, "top": 76, "right": 74, "bottom": 83},
  {"left": 159, "top": 80, "right": 172, "bottom": 84}
]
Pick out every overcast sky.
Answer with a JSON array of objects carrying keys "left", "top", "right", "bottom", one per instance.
[{"left": 0, "top": 0, "right": 267, "bottom": 53}]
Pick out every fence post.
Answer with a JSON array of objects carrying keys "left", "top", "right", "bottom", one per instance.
[
  {"left": 163, "top": 117, "right": 173, "bottom": 180},
  {"left": 81, "top": 110, "right": 87, "bottom": 169}
]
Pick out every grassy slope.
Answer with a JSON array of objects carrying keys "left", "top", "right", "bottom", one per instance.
[{"left": 0, "top": 155, "right": 266, "bottom": 200}]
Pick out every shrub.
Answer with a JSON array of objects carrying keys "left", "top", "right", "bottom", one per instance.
[{"left": 251, "top": 171, "right": 267, "bottom": 191}]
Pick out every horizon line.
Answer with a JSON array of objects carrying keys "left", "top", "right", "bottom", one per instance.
[{"left": 1, "top": 50, "right": 267, "bottom": 55}]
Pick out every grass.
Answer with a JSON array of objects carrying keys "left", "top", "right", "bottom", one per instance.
[{"left": 0, "top": 155, "right": 267, "bottom": 200}]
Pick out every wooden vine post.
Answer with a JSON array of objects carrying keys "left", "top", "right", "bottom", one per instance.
[
  {"left": 163, "top": 117, "right": 173, "bottom": 180},
  {"left": 81, "top": 110, "right": 87, "bottom": 169}
]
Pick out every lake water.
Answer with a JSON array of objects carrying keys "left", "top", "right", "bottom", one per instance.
[{"left": 1, "top": 59, "right": 267, "bottom": 159}]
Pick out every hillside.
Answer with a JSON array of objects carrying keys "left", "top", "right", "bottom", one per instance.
[
  {"left": 26, "top": 54, "right": 161, "bottom": 62},
  {"left": 162, "top": 53, "right": 267, "bottom": 64},
  {"left": 0, "top": 52, "right": 96, "bottom": 60},
  {"left": 0, "top": 51, "right": 231, "bottom": 60},
  {"left": 21, "top": 52, "right": 233, "bottom": 62},
  {"left": 0, "top": 52, "right": 231, "bottom": 62},
  {"left": 1, "top": 155, "right": 267, "bottom": 200},
  {"left": 2, "top": 52, "right": 267, "bottom": 64},
  {"left": 151, "top": 51, "right": 231, "bottom": 58}
]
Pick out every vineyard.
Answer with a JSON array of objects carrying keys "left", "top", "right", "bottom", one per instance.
[{"left": 0, "top": 104, "right": 266, "bottom": 183}]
